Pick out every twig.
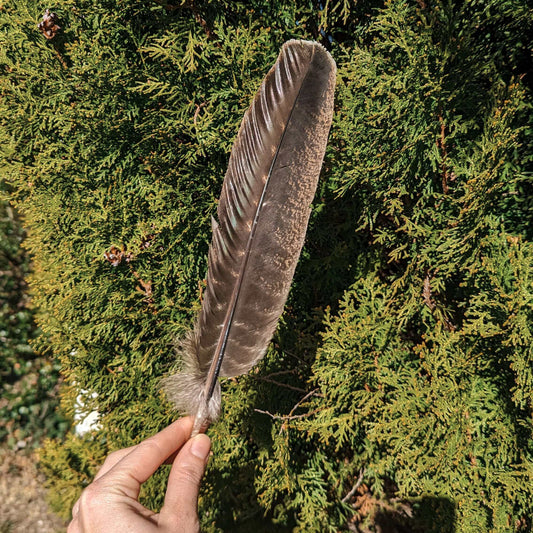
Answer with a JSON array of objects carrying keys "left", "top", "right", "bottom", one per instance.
[
  {"left": 422, "top": 270, "right": 456, "bottom": 331},
  {"left": 261, "top": 369, "right": 299, "bottom": 378},
  {"left": 256, "top": 376, "right": 307, "bottom": 393},
  {"left": 436, "top": 112, "right": 455, "bottom": 194},
  {"left": 282, "top": 349, "right": 309, "bottom": 366},
  {"left": 422, "top": 271, "right": 436, "bottom": 311},
  {"left": 288, "top": 388, "right": 321, "bottom": 416},
  {"left": 254, "top": 389, "right": 321, "bottom": 423},
  {"left": 193, "top": 102, "right": 206, "bottom": 126},
  {"left": 342, "top": 469, "right": 365, "bottom": 503},
  {"left": 254, "top": 407, "right": 321, "bottom": 421}
]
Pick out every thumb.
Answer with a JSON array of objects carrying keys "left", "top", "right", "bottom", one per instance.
[{"left": 159, "top": 433, "right": 211, "bottom": 530}]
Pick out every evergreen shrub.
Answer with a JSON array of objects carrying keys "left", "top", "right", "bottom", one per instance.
[
  {"left": 1, "top": 0, "right": 532, "bottom": 531},
  {"left": 0, "top": 181, "right": 67, "bottom": 448}
]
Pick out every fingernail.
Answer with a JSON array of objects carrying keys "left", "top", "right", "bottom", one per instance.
[{"left": 190, "top": 434, "right": 211, "bottom": 460}]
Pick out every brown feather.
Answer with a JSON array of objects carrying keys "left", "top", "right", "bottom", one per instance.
[{"left": 163, "top": 40, "right": 336, "bottom": 434}]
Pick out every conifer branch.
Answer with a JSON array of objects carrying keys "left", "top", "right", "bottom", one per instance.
[
  {"left": 436, "top": 112, "right": 456, "bottom": 194},
  {"left": 437, "top": 113, "right": 449, "bottom": 194},
  {"left": 423, "top": 270, "right": 456, "bottom": 331},
  {"left": 152, "top": 0, "right": 216, "bottom": 40},
  {"left": 103, "top": 238, "right": 156, "bottom": 309}
]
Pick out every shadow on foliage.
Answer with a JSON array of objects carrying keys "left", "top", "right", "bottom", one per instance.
[
  {"left": 204, "top": 457, "right": 296, "bottom": 532},
  {"left": 370, "top": 496, "right": 456, "bottom": 533}
]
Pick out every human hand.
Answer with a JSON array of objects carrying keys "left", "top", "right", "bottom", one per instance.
[{"left": 68, "top": 417, "right": 211, "bottom": 533}]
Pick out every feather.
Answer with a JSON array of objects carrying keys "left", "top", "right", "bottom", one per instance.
[{"left": 163, "top": 39, "right": 336, "bottom": 435}]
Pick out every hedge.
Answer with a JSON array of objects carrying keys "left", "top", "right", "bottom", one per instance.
[{"left": 1, "top": 0, "right": 532, "bottom": 531}]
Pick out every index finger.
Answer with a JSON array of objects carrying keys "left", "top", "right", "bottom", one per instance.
[{"left": 102, "top": 416, "right": 194, "bottom": 498}]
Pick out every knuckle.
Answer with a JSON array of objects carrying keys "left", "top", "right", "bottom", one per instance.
[
  {"left": 178, "top": 512, "right": 200, "bottom": 533},
  {"left": 97, "top": 456, "right": 114, "bottom": 475},
  {"left": 160, "top": 509, "right": 200, "bottom": 533},
  {"left": 67, "top": 519, "right": 79, "bottom": 533},
  {"left": 139, "top": 437, "right": 163, "bottom": 456},
  {"left": 78, "top": 480, "right": 107, "bottom": 510},
  {"left": 177, "top": 463, "right": 203, "bottom": 487},
  {"left": 105, "top": 449, "right": 122, "bottom": 464}
]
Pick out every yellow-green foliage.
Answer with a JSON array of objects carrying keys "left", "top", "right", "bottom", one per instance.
[
  {"left": 38, "top": 433, "right": 107, "bottom": 520},
  {"left": 1, "top": 0, "right": 532, "bottom": 531}
]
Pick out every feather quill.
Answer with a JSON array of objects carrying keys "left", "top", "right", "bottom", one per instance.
[{"left": 164, "top": 39, "right": 336, "bottom": 435}]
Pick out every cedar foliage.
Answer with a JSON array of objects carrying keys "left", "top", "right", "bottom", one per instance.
[{"left": 1, "top": 0, "right": 532, "bottom": 531}]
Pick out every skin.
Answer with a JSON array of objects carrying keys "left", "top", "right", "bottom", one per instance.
[{"left": 67, "top": 417, "right": 210, "bottom": 533}]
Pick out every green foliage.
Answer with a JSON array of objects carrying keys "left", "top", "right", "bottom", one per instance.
[
  {"left": 0, "top": 181, "right": 68, "bottom": 447},
  {"left": 1, "top": 0, "right": 532, "bottom": 531},
  {"left": 38, "top": 431, "right": 107, "bottom": 519}
]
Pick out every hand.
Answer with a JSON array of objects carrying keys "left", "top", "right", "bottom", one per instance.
[{"left": 68, "top": 417, "right": 211, "bottom": 533}]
